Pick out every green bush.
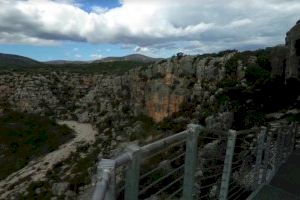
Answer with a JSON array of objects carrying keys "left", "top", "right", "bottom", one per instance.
[
  {"left": 256, "top": 53, "right": 271, "bottom": 71},
  {"left": 20, "top": 181, "right": 53, "bottom": 200},
  {"left": 0, "top": 111, "right": 74, "bottom": 180},
  {"left": 245, "top": 64, "right": 270, "bottom": 85},
  {"left": 244, "top": 111, "right": 265, "bottom": 128},
  {"left": 224, "top": 56, "right": 239, "bottom": 76},
  {"left": 218, "top": 78, "right": 238, "bottom": 88}
]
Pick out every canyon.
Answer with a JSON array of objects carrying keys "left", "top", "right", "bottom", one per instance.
[{"left": 0, "top": 21, "right": 299, "bottom": 199}]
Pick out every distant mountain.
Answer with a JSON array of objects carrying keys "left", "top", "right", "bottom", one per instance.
[
  {"left": 45, "top": 60, "right": 90, "bottom": 65},
  {"left": 93, "top": 54, "right": 162, "bottom": 63},
  {"left": 0, "top": 53, "right": 44, "bottom": 68},
  {"left": 0, "top": 53, "right": 160, "bottom": 73}
]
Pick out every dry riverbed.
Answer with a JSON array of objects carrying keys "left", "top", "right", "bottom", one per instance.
[{"left": 0, "top": 120, "right": 98, "bottom": 199}]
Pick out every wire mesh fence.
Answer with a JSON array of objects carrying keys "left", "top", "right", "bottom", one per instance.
[
  {"left": 195, "top": 133, "right": 228, "bottom": 200},
  {"left": 92, "top": 121, "right": 297, "bottom": 200}
]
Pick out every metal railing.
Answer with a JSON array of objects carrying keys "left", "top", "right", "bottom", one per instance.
[{"left": 92, "top": 122, "right": 297, "bottom": 200}]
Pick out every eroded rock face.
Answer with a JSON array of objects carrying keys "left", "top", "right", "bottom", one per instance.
[
  {"left": 145, "top": 93, "right": 185, "bottom": 122},
  {"left": 270, "top": 45, "right": 287, "bottom": 77},
  {"left": 0, "top": 53, "right": 237, "bottom": 123},
  {"left": 286, "top": 21, "right": 300, "bottom": 80}
]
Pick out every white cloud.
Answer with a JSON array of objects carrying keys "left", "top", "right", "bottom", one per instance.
[
  {"left": 228, "top": 19, "right": 253, "bottom": 28},
  {"left": 90, "top": 53, "right": 103, "bottom": 59},
  {"left": 91, "top": 6, "right": 109, "bottom": 14},
  {"left": 75, "top": 54, "right": 82, "bottom": 58},
  {"left": 0, "top": 32, "right": 59, "bottom": 45},
  {"left": 0, "top": 0, "right": 299, "bottom": 55}
]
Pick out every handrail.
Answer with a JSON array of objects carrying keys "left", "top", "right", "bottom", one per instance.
[
  {"left": 92, "top": 169, "right": 111, "bottom": 200},
  {"left": 92, "top": 127, "right": 194, "bottom": 200},
  {"left": 92, "top": 122, "right": 297, "bottom": 200},
  {"left": 140, "top": 129, "right": 189, "bottom": 158}
]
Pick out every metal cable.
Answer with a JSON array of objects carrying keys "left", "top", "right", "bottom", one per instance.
[
  {"left": 166, "top": 187, "right": 182, "bottom": 200},
  {"left": 229, "top": 180, "right": 236, "bottom": 186},
  {"left": 202, "top": 164, "right": 224, "bottom": 171},
  {"left": 231, "top": 164, "right": 242, "bottom": 171},
  {"left": 199, "top": 136, "right": 227, "bottom": 140},
  {"left": 232, "top": 158, "right": 244, "bottom": 165},
  {"left": 231, "top": 188, "right": 246, "bottom": 200},
  {"left": 201, "top": 156, "right": 225, "bottom": 161},
  {"left": 228, "top": 184, "right": 240, "bottom": 193},
  {"left": 234, "top": 145, "right": 253, "bottom": 148},
  {"left": 233, "top": 150, "right": 251, "bottom": 157},
  {"left": 139, "top": 164, "right": 184, "bottom": 195},
  {"left": 142, "top": 140, "right": 185, "bottom": 160},
  {"left": 237, "top": 129, "right": 258, "bottom": 135},
  {"left": 227, "top": 187, "right": 244, "bottom": 200},
  {"left": 140, "top": 152, "right": 185, "bottom": 180},
  {"left": 198, "top": 193, "right": 211, "bottom": 199},
  {"left": 200, "top": 172, "right": 223, "bottom": 181},
  {"left": 199, "top": 181, "right": 220, "bottom": 190},
  {"left": 150, "top": 175, "right": 184, "bottom": 197}
]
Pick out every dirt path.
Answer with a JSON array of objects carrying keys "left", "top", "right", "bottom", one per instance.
[{"left": 0, "top": 121, "right": 97, "bottom": 199}]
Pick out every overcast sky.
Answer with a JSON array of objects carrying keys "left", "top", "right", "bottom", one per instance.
[{"left": 0, "top": 0, "right": 299, "bottom": 61}]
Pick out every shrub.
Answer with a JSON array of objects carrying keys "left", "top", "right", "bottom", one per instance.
[
  {"left": 245, "top": 64, "right": 270, "bottom": 85},
  {"left": 20, "top": 181, "right": 54, "bottom": 200},
  {"left": 224, "top": 56, "right": 239, "bottom": 76},
  {"left": 0, "top": 111, "right": 74, "bottom": 180},
  {"left": 218, "top": 78, "right": 238, "bottom": 88},
  {"left": 256, "top": 53, "right": 271, "bottom": 71}
]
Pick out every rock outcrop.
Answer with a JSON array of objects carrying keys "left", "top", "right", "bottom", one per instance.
[{"left": 286, "top": 20, "right": 300, "bottom": 80}]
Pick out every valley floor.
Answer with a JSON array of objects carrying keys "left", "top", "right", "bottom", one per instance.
[{"left": 0, "top": 120, "right": 97, "bottom": 199}]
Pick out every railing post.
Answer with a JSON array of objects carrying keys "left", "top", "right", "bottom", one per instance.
[
  {"left": 284, "top": 124, "right": 291, "bottom": 158},
  {"left": 289, "top": 122, "right": 296, "bottom": 152},
  {"left": 254, "top": 127, "right": 266, "bottom": 188},
  {"left": 182, "top": 124, "right": 202, "bottom": 200},
  {"left": 124, "top": 144, "right": 141, "bottom": 200},
  {"left": 274, "top": 128, "right": 282, "bottom": 173},
  {"left": 219, "top": 130, "right": 237, "bottom": 200},
  {"left": 92, "top": 159, "right": 116, "bottom": 200},
  {"left": 262, "top": 129, "right": 272, "bottom": 184}
]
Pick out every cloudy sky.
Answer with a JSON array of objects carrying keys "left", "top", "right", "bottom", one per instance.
[{"left": 0, "top": 0, "right": 299, "bottom": 61}]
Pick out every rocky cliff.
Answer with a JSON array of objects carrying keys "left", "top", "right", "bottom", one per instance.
[
  {"left": 0, "top": 53, "right": 237, "bottom": 125},
  {"left": 286, "top": 20, "right": 300, "bottom": 80}
]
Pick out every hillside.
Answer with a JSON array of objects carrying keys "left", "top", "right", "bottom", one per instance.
[
  {"left": 0, "top": 53, "right": 154, "bottom": 74},
  {"left": 0, "top": 53, "right": 44, "bottom": 69},
  {"left": 44, "top": 60, "right": 90, "bottom": 65},
  {"left": 93, "top": 54, "right": 162, "bottom": 63}
]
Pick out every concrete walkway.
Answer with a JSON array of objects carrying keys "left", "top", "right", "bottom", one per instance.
[{"left": 252, "top": 149, "right": 300, "bottom": 200}]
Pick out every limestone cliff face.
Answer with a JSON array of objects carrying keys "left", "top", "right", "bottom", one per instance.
[
  {"left": 0, "top": 53, "right": 235, "bottom": 123},
  {"left": 286, "top": 21, "right": 300, "bottom": 80},
  {"left": 145, "top": 93, "right": 185, "bottom": 122},
  {"left": 128, "top": 55, "right": 234, "bottom": 122}
]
